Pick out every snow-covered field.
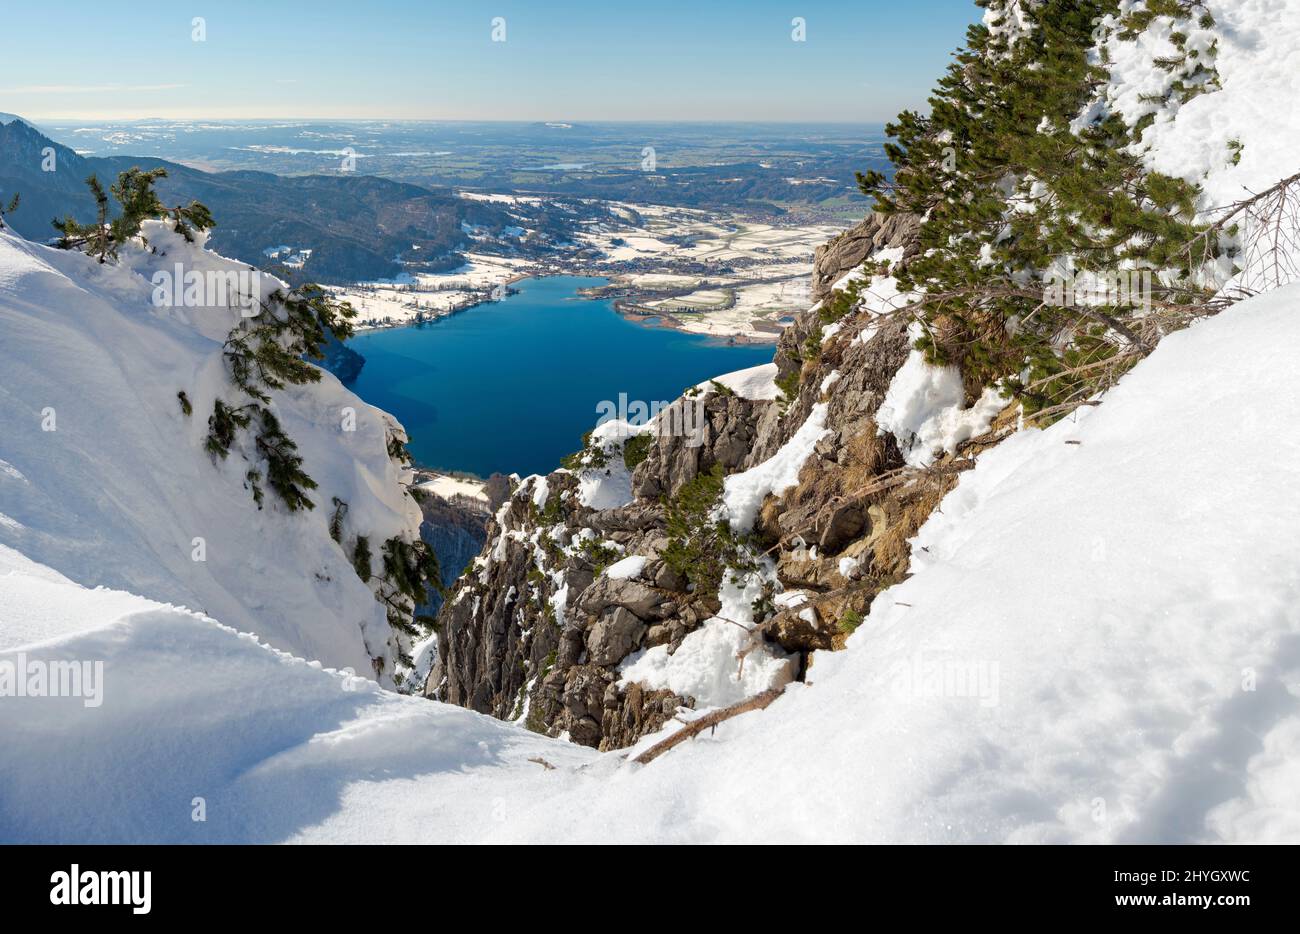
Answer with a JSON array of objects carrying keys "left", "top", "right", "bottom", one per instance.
[
  {"left": 332, "top": 202, "right": 839, "bottom": 339},
  {"left": 577, "top": 203, "right": 842, "bottom": 340},
  {"left": 3, "top": 284, "right": 1297, "bottom": 843},
  {"left": 334, "top": 253, "right": 536, "bottom": 330}
]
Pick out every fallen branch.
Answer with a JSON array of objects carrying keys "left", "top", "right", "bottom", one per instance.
[{"left": 632, "top": 688, "right": 784, "bottom": 765}]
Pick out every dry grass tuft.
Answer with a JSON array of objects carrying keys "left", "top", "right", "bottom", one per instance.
[{"left": 869, "top": 472, "right": 958, "bottom": 579}]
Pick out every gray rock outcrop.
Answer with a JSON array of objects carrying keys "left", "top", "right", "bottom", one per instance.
[
  {"left": 811, "top": 210, "right": 921, "bottom": 302},
  {"left": 426, "top": 207, "right": 989, "bottom": 752}
]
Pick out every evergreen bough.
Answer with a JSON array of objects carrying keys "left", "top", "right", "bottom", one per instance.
[
  {"left": 53, "top": 167, "right": 213, "bottom": 263},
  {"left": 855, "top": 0, "right": 1227, "bottom": 420},
  {"left": 662, "top": 464, "right": 756, "bottom": 598},
  {"left": 0, "top": 193, "right": 19, "bottom": 230}
]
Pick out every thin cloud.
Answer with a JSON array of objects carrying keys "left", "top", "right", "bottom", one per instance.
[{"left": 0, "top": 83, "right": 187, "bottom": 94}]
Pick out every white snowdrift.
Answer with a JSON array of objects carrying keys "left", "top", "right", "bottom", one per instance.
[
  {"left": 603, "top": 554, "right": 647, "bottom": 580},
  {"left": 721, "top": 402, "right": 830, "bottom": 531},
  {"left": 1102, "top": 0, "right": 1300, "bottom": 207},
  {"left": 0, "top": 225, "right": 420, "bottom": 678},
  {"left": 876, "top": 349, "right": 1007, "bottom": 467},
  {"left": 575, "top": 417, "right": 646, "bottom": 510},
  {"left": 698, "top": 362, "right": 781, "bottom": 401},
  {"left": 0, "top": 544, "right": 589, "bottom": 844},
  {"left": 5, "top": 285, "right": 1297, "bottom": 843}
]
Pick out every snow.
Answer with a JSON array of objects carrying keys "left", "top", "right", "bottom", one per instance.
[
  {"left": 700, "top": 362, "right": 780, "bottom": 401},
  {"left": 842, "top": 247, "right": 904, "bottom": 290},
  {"left": 603, "top": 555, "right": 647, "bottom": 581},
  {"left": 720, "top": 403, "right": 830, "bottom": 532},
  {"left": 875, "top": 343, "right": 1007, "bottom": 467},
  {"left": 853, "top": 284, "right": 1300, "bottom": 842},
  {"left": 1102, "top": 0, "right": 1300, "bottom": 200},
  {"left": 617, "top": 573, "right": 794, "bottom": 709},
  {"left": 1092, "top": 0, "right": 1300, "bottom": 291},
  {"left": 575, "top": 418, "right": 645, "bottom": 510},
  {"left": 0, "top": 544, "right": 160, "bottom": 651},
  {"left": 775, "top": 590, "right": 809, "bottom": 609},
  {"left": 983, "top": 0, "right": 1035, "bottom": 45},
  {"left": 3, "top": 284, "right": 1299, "bottom": 842},
  {"left": 0, "top": 225, "right": 421, "bottom": 680},
  {"left": 403, "top": 629, "right": 440, "bottom": 694},
  {"left": 616, "top": 618, "right": 792, "bottom": 710},
  {"left": 331, "top": 252, "right": 532, "bottom": 331},
  {"left": 0, "top": 543, "right": 592, "bottom": 843},
  {"left": 415, "top": 473, "right": 487, "bottom": 503},
  {"left": 823, "top": 246, "right": 914, "bottom": 345}
]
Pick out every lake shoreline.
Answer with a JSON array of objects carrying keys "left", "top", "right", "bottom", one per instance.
[
  {"left": 350, "top": 270, "right": 536, "bottom": 334},
  {"left": 350, "top": 270, "right": 782, "bottom": 347},
  {"left": 344, "top": 275, "right": 775, "bottom": 477},
  {"left": 608, "top": 297, "right": 780, "bottom": 346}
]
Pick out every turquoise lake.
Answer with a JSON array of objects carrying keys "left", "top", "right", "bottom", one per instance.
[{"left": 345, "top": 276, "right": 775, "bottom": 478}]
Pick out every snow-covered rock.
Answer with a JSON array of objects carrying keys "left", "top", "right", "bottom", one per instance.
[
  {"left": 876, "top": 347, "right": 1007, "bottom": 468},
  {"left": 697, "top": 362, "right": 781, "bottom": 401}
]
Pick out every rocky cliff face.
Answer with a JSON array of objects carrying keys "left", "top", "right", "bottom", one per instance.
[
  {"left": 319, "top": 331, "right": 366, "bottom": 383},
  {"left": 426, "top": 210, "right": 1006, "bottom": 750},
  {"left": 417, "top": 494, "right": 489, "bottom": 616},
  {"left": 810, "top": 211, "right": 920, "bottom": 302}
]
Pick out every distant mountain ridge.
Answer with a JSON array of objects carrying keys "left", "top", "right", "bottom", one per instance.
[{"left": 0, "top": 116, "right": 543, "bottom": 283}]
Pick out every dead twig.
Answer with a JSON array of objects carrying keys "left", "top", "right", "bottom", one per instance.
[
  {"left": 1021, "top": 352, "right": 1140, "bottom": 393},
  {"left": 1024, "top": 398, "right": 1101, "bottom": 425},
  {"left": 632, "top": 688, "right": 785, "bottom": 765}
]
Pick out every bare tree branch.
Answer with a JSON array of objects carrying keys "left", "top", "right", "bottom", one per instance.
[{"left": 632, "top": 689, "right": 785, "bottom": 765}]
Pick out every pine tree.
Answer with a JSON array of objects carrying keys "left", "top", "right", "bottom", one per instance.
[
  {"left": 254, "top": 408, "right": 318, "bottom": 512},
  {"left": 378, "top": 537, "right": 443, "bottom": 640},
  {"left": 855, "top": 0, "right": 1220, "bottom": 419},
  {"left": 167, "top": 198, "right": 215, "bottom": 243},
  {"left": 53, "top": 174, "right": 112, "bottom": 262},
  {"left": 206, "top": 285, "right": 357, "bottom": 511},
  {"left": 352, "top": 537, "right": 373, "bottom": 583},
  {"left": 329, "top": 497, "right": 348, "bottom": 543},
  {"left": 51, "top": 167, "right": 213, "bottom": 261},
  {"left": 109, "top": 168, "right": 167, "bottom": 246},
  {"left": 0, "top": 192, "right": 18, "bottom": 230},
  {"left": 204, "top": 399, "right": 253, "bottom": 459}
]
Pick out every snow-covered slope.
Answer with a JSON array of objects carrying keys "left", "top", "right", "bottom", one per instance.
[
  {"left": 1091, "top": 0, "right": 1300, "bottom": 291},
  {"left": 0, "top": 543, "right": 590, "bottom": 844},
  {"left": 1099, "top": 0, "right": 1300, "bottom": 205},
  {"left": 4, "top": 284, "right": 1296, "bottom": 843},
  {"left": 0, "top": 224, "right": 420, "bottom": 677}
]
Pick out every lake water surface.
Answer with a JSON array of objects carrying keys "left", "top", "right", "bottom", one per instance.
[{"left": 346, "top": 276, "right": 775, "bottom": 477}]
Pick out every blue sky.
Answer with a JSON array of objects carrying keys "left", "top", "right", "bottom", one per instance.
[{"left": 1, "top": 0, "right": 979, "bottom": 122}]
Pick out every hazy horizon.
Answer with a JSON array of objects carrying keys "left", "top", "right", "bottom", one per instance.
[
  {"left": 16, "top": 116, "right": 891, "bottom": 125},
  {"left": 2, "top": 0, "right": 978, "bottom": 123}
]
